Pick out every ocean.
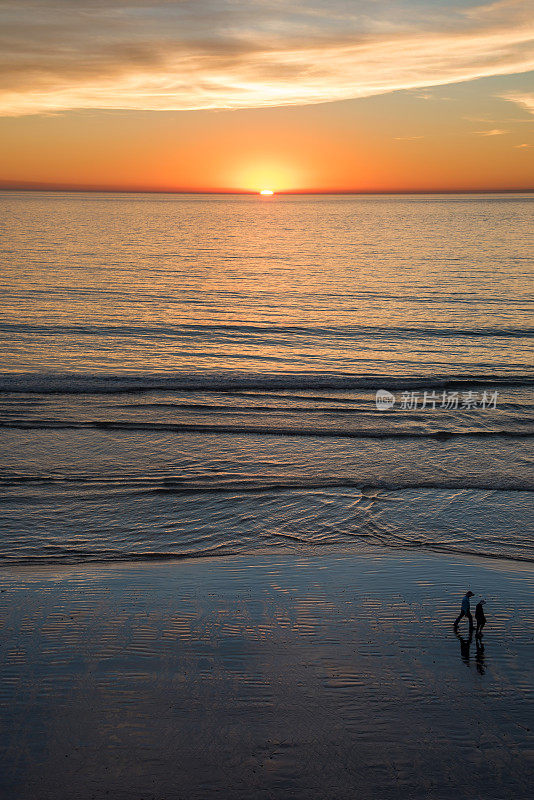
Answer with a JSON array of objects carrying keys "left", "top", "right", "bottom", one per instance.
[{"left": 1, "top": 191, "right": 532, "bottom": 564}]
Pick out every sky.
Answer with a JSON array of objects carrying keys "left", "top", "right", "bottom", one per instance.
[{"left": 0, "top": 0, "right": 533, "bottom": 192}]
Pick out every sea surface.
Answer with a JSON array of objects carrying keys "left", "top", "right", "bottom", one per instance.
[{"left": 0, "top": 191, "right": 532, "bottom": 565}]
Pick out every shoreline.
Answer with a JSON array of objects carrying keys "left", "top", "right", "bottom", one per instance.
[
  {"left": 3, "top": 539, "right": 534, "bottom": 575},
  {"left": 1, "top": 545, "right": 533, "bottom": 799}
]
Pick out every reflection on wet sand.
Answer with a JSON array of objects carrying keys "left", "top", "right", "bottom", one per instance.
[
  {"left": 457, "top": 631, "right": 473, "bottom": 666},
  {"left": 0, "top": 548, "right": 532, "bottom": 800},
  {"left": 456, "top": 628, "right": 488, "bottom": 676},
  {"left": 475, "top": 638, "right": 486, "bottom": 675}
]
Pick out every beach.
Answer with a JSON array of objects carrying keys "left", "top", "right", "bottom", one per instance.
[
  {"left": 1, "top": 0, "right": 534, "bottom": 790},
  {"left": 1, "top": 192, "right": 532, "bottom": 798},
  {"left": 2, "top": 546, "right": 533, "bottom": 800}
]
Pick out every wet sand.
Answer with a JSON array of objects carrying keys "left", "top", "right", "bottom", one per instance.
[{"left": 1, "top": 546, "right": 533, "bottom": 799}]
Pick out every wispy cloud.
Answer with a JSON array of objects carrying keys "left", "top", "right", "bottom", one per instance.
[
  {"left": 0, "top": 1, "right": 533, "bottom": 116},
  {"left": 473, "top": 128, "right": 508, "bottom": 135},
  {"left": 500, "top": 93, "right": 534, "bottom": 115}
]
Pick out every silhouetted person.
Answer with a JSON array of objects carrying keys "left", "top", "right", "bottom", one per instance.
[
  {"left": 454, "top": 590, "right": 474, "bottom": 632},
  {"left": 475, "top": 600, "right": 486, "bottom": 638}
]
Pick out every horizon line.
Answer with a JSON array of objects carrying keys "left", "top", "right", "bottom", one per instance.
[{"left": 0, "top": 182, "right": 533, "bottom": 196}]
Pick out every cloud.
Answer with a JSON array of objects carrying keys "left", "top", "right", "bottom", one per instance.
[
  {"left": 0, "top": 0, "right": 533, "bottom": 116},
  {"left": 473, "top": 128, "right": 508, "bottom": 135},
  {"left": 500, "top": 93, "right": 534, "bottom": 115},
  {"left": 514, "top": 143, "right": 531, "bottom": 148}
]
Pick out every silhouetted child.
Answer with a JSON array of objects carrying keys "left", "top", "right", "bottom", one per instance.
[
  {"left": 454, "top": 590, "right": 474, "bottom": 632},
  {"left": 475, "top": 600, "right": 486, "bottom": 638}
]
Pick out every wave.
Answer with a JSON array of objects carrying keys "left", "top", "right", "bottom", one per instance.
[
  {"left": 356, "top": 540, "right": 534, "bottom": 564},
  {"left": 0, "top": 543, "right": 238, "bottom": 566},
  {"left": 1, "top": 321, "right": 533, "bottom": 340},
  {"left": 2, "top": 474, "right": 532, "bottom": 493},
  {"left": 114, "top": 400, "right": 534, "bottom": 414},
  {"left": 0, "top": 371, "right": 532, "bottom": 395},
  {"left": 0, "top": 419, "right": 532, "bottom": 439},
  {"left": 2, "top": 540, "right": 531, "bottom": 567}
]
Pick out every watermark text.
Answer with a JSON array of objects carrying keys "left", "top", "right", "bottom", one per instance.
[{"left": 375, "top": 389, "right": 499, "bottom": 411}]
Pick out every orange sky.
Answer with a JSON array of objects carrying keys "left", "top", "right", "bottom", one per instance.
[{"left": 0, "top": 1, "right": 533, "bottom": 193}]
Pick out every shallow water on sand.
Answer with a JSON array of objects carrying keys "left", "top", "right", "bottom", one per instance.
[{"left": 1, "top": 549, "right": 532, "bottom": 800}]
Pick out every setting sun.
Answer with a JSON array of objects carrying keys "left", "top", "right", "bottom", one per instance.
[{"left": 260, "top": 189, "right": 274, "bottom": 195}]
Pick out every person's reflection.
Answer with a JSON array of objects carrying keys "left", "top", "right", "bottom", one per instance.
[
  {"left": 456, "top": 630, "right": 472, "bottom": 666},
  {"left": 455, "top": 630, "right": 487, "bottom": 675},
  {"left": 475, "top": 637, "right": 486, "bottom": 675}
]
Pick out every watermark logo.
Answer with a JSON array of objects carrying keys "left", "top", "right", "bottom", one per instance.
[
  {"left": 375, "top": 389, "right": 499, "bottom": 411},
  {"left": 375, "top": 389, "right": 396, "bottom": 410}
]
